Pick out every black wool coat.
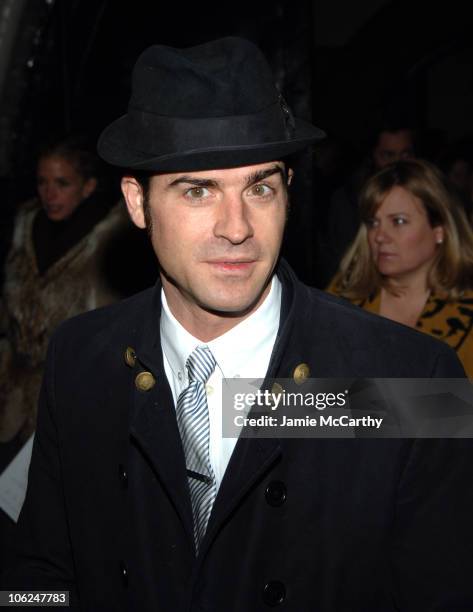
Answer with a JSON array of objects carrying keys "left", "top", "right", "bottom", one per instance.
[{"left": 4, "top": 260, "right": 473, "bottom": 611}]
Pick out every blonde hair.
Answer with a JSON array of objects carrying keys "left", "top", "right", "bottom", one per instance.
[{"left": 332, "top": 159, "right": 473, "bottom": 300}]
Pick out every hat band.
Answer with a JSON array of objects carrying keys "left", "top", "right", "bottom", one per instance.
[{"left": 126, "top": 100, "right": 293, "bottom": 155}]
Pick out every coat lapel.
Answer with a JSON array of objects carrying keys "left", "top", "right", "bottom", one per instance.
[
  {"left": 128, "top": 284, "right": 195, "bottom": 546},
  {"left": 198, "top": 435, "right": 281, "bottom": 562}
]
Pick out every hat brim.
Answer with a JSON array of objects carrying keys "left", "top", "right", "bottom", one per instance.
[{"left": 98, "top": 115, "right": 325, "bottom": 173}]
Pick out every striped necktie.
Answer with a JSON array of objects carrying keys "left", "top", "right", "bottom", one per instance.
[{"left": 176, "top": 345, "right": 217, "bottom": 552}]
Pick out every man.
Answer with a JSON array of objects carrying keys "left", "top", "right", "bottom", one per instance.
[
  {"left": 371, "top": 126, "right": 415, "bottom": 169},
  {"left": 4, "top": 38, "right": 473, "bottom": 611},
  {"left": 319, "top": 121, "right": 416, "bottom": 286}
]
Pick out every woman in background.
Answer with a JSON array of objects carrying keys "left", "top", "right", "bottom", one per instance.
[
  {"left": 0, "top": 138, "right": 127, "bottom": 445},
  {"left": 328, "top": 158, "right": 473, "bottom": 376}
]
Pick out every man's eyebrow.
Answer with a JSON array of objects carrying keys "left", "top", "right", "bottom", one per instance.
[
  {"left": 166, "top": 176, "right": 218, "bottom": 189},
  {"left": 244, "top": 165, "right": 285, "bottom": 187},
  {"left": 166, "top": 165, "right": 285, "bottom": 190}
]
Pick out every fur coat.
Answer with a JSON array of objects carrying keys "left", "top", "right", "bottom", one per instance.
[{"left": 0, "top": 198, "right": 129, "bottom": 443}]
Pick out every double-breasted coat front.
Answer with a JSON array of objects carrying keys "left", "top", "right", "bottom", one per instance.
[{"left": 5, "top": 261, "right": 473, "bottom": 611}]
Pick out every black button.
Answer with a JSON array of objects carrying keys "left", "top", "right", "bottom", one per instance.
[
  {"left": 118, "top": 464, "right": 128, "bottom": 488},
  {"left": 265, "top": 481, "right": 286, "bottom": 507},
  {"left": 263, "top": 581, "right": 286, "bottom": 606},
  {"left": 119, "top": 561, "right": 128, "bottom": 586}
]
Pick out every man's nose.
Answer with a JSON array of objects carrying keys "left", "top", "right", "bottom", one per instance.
[{"left": 213, "top": 193, "right": 254, "bottom": 244}]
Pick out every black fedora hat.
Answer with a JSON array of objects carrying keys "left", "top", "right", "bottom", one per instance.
[{"left": 98, "top": 37, "right": 325, "bottom": 172}]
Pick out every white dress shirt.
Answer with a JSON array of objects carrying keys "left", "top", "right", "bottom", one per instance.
[{"left": 160, "top": 277, "right": 281, "bottom": 489}]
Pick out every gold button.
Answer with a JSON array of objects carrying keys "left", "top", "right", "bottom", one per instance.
[
  {"left": 135, "top": 371, "right": 156, "bottom": 391},
  {"left": 293, "top": 363, "right": 310, "bottom": 385},
  {"left": 269, "top": 383, "right": 284, "bottom": 408},
  {"left": 124, "top": 347, "right": 136, "bottom": 368},
  {"left": 271, "top": 382, "right": 284, "bottom": 396}
]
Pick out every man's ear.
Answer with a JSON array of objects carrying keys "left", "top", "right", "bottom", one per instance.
[{"left": 121, "top": 176, "right": 146, "bottom": 229}]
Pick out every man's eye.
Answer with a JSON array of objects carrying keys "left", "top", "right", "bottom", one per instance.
[
  {"left": 250, "top": 183, "right": 272, "bottom": 197},
  {"left": 185, "top": 186, "right": 210, "bottom": 199}
]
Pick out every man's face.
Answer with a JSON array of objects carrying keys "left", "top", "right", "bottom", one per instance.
[
  {"left": 372, "top": 129, "right": 415, "bottom": 170},
  {"left": 122, "top": 162, "right": 289, "bottom": 335}
]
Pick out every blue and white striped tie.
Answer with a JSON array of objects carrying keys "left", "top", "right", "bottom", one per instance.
[{"left": 176, "top": 345, "right": 217, "bottom": 552}]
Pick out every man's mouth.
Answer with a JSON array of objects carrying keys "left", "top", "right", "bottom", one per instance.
[{"left": 206, "top": 259, "right": 256, "bottom": 272}]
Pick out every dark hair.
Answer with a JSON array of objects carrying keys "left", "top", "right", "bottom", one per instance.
[
  {"left": 365, "top": 111, "right": 417, "bottom": 153},
  {"left": 38, "top": 137, "right": 100, "bottom": 180}
]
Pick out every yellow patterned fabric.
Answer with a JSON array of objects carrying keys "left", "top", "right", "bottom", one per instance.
[{"left": 327, "top": 286, "right": 473, "bottom": 378}]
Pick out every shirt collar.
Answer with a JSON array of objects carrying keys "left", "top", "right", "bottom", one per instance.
[
  {"left": 160, "top": 277, "right": 281, "bottom": 381},
  {"left": 160, "top": 294, "right": 200, "bottom": 384}
]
